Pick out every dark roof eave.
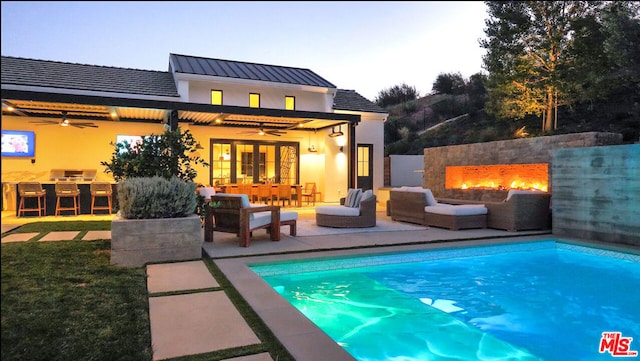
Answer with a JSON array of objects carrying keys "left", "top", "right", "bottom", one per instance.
[
  {"left": 333, "top": 106, "right": 389, "bottom": 115},
  {"left": 1, "top": 88, "right": 360, "bottom": 123}
]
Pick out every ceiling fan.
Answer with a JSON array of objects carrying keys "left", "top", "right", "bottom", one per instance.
[
  {"left": 237, "top": 123, "right": 287, "bottom": 137},
  {"left": 29, "top": 111, "right": 98, "bottom": 129}
]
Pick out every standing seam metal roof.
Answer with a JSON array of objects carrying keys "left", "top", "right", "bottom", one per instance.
[{"left": 169, "top": 53, "right": 336, "bottom": 88}]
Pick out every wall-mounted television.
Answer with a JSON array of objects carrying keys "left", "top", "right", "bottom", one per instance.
[
  {"left": 116, "top": 135, "right": 144, "bottom": 146},
  {"left": 116, "top": 135, "right": 144, "bottom": 154},
  {"left": 1, "top": 130, "right": 36, "bottom": 157}
]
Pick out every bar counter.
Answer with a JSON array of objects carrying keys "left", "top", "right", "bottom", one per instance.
[{"left": 14, "top": 181, "right": 117, "bottom": 217}]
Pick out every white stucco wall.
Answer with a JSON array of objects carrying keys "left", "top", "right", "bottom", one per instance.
[{"left": 174, "top": 74, "right": 335, "bottom": 112}]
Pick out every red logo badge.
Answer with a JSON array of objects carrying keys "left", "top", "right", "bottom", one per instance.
[{"left": 599, "top": 332, "right": 638, "bottom": 357}]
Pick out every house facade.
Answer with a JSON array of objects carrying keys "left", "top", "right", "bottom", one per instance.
[{"left": 1, "top": 54, "right": 388, "bottom": 205}]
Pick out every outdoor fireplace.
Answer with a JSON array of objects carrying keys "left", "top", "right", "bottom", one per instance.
[
  {"left": 445, "top": 163, "right": 548, "bottom": 192},
  {"left": 423, "top": 132, "right": 622, "bottom": 202}
]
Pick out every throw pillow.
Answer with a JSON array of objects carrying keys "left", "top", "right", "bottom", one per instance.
[
  {"left": 345, "top": 188, "right": 362, "bottom": 208},
  {"left": 423, "top": 189, "right": 438, "bottom": 206},
  {"left": 360, "top": 189, "right": 373, "bottom": 203}
]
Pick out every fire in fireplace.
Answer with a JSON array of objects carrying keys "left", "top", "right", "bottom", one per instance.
[{"left": 445, "top": 163, "right": 548, "bottom": 191}]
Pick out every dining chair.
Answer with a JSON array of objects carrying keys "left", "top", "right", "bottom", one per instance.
[
  {"left": 17, "top": 182, "right": 47, "bottom": 217},
  {"left": 257, "top": 184, "right": 274, "bottom": 205},
  {"left": 301, "top": 182, "right": 317, "bottom": 205},
  {"left": 238, "top": 183, "right": 252, "bottom": 199},
  {"left": 277, "top": 183, "right": 292, "bottom": 207}
]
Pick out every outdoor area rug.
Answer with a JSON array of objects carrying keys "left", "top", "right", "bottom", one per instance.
[{"left": 295, "top": 217, "right": 428, "bottom": 237}]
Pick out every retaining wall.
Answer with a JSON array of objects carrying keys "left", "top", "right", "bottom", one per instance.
[{"left": 552, "top": 144, "right": 639, "bottom": 246}]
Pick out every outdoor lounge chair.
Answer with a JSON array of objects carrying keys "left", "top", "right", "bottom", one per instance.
[
  {"left": 315, "top": 189, "right": 376, "bottom": 228},
  {"left": 207, "top": 194, "right": 298, "bottom": 247}
]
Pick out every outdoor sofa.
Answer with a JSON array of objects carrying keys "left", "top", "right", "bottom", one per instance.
[{"left": 436, "top": 189, "right": 552, "bottom": 231}]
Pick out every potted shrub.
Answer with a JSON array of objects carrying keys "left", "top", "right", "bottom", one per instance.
[{"left": 101, "top": 127, "right": 209, "bottom": 267}]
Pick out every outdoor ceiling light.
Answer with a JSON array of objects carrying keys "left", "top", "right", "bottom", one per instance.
[
  {"left": 60, "top": 112, "right": 69, "bottom": 127},
  {"left": 328, "top": 125, "right": 344, "bottom": 138}
]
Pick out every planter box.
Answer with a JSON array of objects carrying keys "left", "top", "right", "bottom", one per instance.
[{"left": 110, "top": 214, "right": 203, "bottom": 267}]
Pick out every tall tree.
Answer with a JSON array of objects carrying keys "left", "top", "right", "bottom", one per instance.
[{"left": 480, "top": 1, "right": 638, "bottom": 132}]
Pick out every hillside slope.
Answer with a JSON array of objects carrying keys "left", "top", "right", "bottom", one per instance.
[{"left": 384, "top": 84, "right": 640, "bottom": 155}]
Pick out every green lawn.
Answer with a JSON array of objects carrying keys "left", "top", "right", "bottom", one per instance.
[
  {"left": 1, "top": 239, "right": 152, "bottom": 361},
  {"left": 1, "top": 221, "right": 294, "bottom": 361}
]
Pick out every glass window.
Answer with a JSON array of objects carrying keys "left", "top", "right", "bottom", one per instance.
[
  {"left": 285, "top": 96, "right": 295, "bottom": 110},
  {"left": 358, "top": 146, "right": 370, "bottom": 177},
  {"left": 211, "top": 90, "right": 222, "bottom": 105},
  {"left": 211, "top": 143, "right": 231, "bottom": 186},
  {"left": 249, "top": 93, "right": 260, "bottom": 108}
]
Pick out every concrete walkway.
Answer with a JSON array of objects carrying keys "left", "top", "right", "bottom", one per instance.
[{"left": 147, "top": 261, "right": 273, "bottom": 361}]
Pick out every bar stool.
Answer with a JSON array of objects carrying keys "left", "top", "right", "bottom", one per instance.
[
  {"left": 90, "top": 182, "right": 113, "bottom": 215},
  {"left": 55, "top": 182, "right": 80, "bottom": 216},
  {"left": 17, "top": 182, "right": 46, "bottom": 217}
]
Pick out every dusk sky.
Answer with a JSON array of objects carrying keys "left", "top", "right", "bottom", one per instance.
[{"left": 1, "top": 1, "right": 489, "bottom": 101}]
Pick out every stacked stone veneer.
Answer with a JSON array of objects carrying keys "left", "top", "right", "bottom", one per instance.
[
  {"left": 424, "top": 132, "right": 623, "bottom": 202},
  {"left": 552, "top": 144, "right": 639, "bottom": 246}
]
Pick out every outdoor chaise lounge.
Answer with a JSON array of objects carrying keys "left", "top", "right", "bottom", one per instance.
[
  {"left": 389, "top": 186, "right": 487, "bottom": 230},
  {"left": 207, "top": 194, "right": 298, "bottom": 247},
  {"left": 315, "top": 189, "right": 376, "bottom": 228}
]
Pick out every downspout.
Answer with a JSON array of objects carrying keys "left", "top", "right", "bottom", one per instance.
[{"left": 348, "top": 118, "right": 359, "bottom": 189}]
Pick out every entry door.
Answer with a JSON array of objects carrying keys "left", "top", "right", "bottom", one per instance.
[{"left": 356, "top": 144, "right": 373, "bottom": 191}]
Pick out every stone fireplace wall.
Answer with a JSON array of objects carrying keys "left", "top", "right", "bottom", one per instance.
[{"left": 423, "top": 132, "right": 623, "bottom": 202}]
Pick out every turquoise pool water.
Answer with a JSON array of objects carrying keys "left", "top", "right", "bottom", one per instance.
[{"left": 251, "top": 240, "right": 640, "bottom": 361}]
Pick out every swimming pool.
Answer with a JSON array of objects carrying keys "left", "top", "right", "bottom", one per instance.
[{"left": 250, "top": 240, "right": 640, "bottom": 361}]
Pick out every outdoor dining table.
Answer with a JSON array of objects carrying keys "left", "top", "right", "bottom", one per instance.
[{"left": 217, "top": 184, "right": 303, "bottom": 207}]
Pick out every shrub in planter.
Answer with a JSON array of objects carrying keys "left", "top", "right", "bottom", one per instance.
[
  {"left": 117, "top": 176, "right": 197, "bottom": 219},
  {"left": 111, "top": 176, "right": 201, "bottom": 267}
]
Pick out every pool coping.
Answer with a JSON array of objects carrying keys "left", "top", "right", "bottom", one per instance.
[{"left": 214, "top": 235, "right": 640, "bottom": 361}]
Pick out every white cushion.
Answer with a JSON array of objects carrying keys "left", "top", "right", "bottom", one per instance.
[
  {"left": 315, "top": 205, "right": 361, "bottom": 217},
  {"left": 345, "top": 188, "right": 362, "bottom": 208},
  {"left": 250, "top": 212, "right": 272, "bottom": 228},
  {"left": 506, "top": 189, "right": 545, "bottom": 201},
  {"left": 199, "top": 187, "right": 216, "bottom": 199},
  {"left": 360, "top": 189, "right": 373, "bottom": 203},
  {"left": 281, "top": 211, "right": 298, "bottom": 222},
  {"left": 424, "top": 204, "right": 487, "bottom": 216},
  {"left": 250, "top": 211, "right": 298, "bottom": 229}
]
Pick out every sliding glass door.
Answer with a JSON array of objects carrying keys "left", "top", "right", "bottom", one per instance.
[{"left": 209, "top": 140, "right": 299, "bottom": 186}]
